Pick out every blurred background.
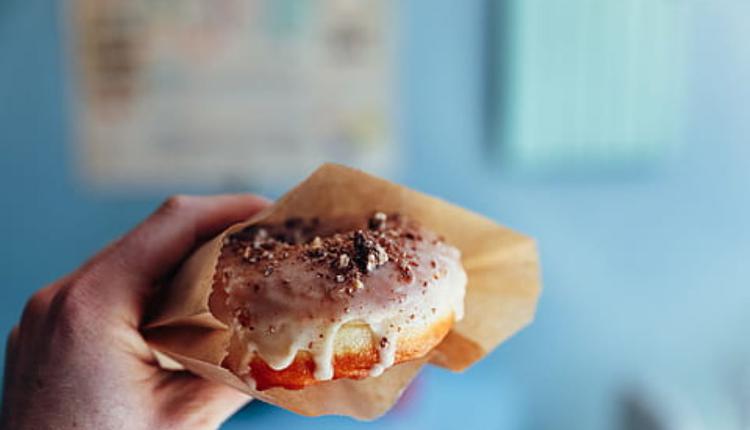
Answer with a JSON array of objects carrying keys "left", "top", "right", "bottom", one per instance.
[{"left": 2, "top": 0, "right": 750, "bottom": 429}]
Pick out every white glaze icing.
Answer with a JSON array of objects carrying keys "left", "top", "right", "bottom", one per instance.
[{"left": 218, "top": 216, "right": 467, "bottom": 383}]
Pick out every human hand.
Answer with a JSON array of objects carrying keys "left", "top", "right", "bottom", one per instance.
[{"left": 1, "top": 195, "right": 270, "bottom": 430}]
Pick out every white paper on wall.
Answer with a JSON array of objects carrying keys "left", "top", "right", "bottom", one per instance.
[{"left": 66, "top": 0, "right": 397, "bottom": 190}]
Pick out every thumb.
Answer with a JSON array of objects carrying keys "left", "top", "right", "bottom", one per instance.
[
  {"left": 77, "top": 194, "right": 270, "bottom": 325},
  {"left": 161, "top": 372, "right": 252, "bottom": 429},
  {"left": 159, "top": 372, "right": 251, "bottom": 430}
]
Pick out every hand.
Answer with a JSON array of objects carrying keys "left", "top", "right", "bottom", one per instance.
[{"left": 1, "top": 195, "right": 270, "bottom": 430}]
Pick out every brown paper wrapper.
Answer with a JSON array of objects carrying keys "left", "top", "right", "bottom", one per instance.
[{"left": 143, "top": 163, "right": 541, "bottom": 420}]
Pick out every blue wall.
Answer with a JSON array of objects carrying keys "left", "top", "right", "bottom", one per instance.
[{"left": 2, "top": 1, "right": 750, "bottom": 429}]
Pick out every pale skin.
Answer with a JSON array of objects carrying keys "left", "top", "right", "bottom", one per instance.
[{"left": 1, "top": 194, "right": 271, "bottom": 430}]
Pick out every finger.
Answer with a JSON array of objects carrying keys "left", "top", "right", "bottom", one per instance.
[
  {"left": 12, "top": 278, "right": 69, "bottom": 376},
  {"left": 18, "top": 285, "right": 58, "bottom": 340},
  {"left": 34, "top": 273, "right": 75, "bottom": 299},
  {"left": 111, "top": 194, "right": 269, "bottom": 283},
  {"left": 79, "top": 194, "right": 270, "bottom": 318},
  {"left": 4, "top": 327, "right": 19, "bottom": 368},
  {"left": 3, "top": 326, "right": 20, "bottom": 390}
]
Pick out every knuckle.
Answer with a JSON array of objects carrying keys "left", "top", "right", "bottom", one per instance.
[
  {"left": 21, "top": 291, "right": 50, "bottom": 323},
  {"left": 6, "top": 326, "right": 19, "bottom": 349},
  {"left": 19, "top": 276, "right": 74, "bottom": 329},
  {"left": 47, "top": 281, "right": 93, "bottom": 329},
  {"left": 160, "top": 194, "right": 193, "bottom": 214}
]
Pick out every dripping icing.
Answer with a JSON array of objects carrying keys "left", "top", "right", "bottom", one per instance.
[{"left": 217, "top": 214, "right": 467, "bottom": 383}]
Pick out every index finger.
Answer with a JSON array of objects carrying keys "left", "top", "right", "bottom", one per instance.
[{"left": 75, "top": 194, "right": 270, "bottom": 322}]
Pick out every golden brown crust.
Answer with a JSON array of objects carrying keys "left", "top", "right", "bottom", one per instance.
[
  {"left": 213, "top": 213, "right": 464, "bottom": 390},
  {"left": 223, "top": 314, "right": 454, "bottom": 390}
]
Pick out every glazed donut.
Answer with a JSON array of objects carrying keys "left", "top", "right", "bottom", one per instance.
[{"left": 210, "top": 213, "right": 466, "bottom": 390}]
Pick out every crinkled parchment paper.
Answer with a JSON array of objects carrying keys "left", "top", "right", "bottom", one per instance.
[{"left": 143, "top": 163, "right": 540, "bottom": 420}]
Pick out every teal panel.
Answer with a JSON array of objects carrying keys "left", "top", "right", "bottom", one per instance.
[{"left": 494, "top": 0, "right": 689, "bottom": 172}]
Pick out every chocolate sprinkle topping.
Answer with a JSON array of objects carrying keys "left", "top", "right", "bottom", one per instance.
[
  {"left": 379, "top": 337, "right": 389, "bottom": 349},
  {"left": 224, "top": 212, "right": 439, "bottom": 294}
]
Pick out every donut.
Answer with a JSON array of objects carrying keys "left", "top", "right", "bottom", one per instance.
[{"left": 210, "top": 212, "right": 467, "bottom": 390}]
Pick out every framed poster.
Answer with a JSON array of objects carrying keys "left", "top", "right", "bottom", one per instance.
[{"left": 66, "top": 0, "right": 397, "bottom": 190}]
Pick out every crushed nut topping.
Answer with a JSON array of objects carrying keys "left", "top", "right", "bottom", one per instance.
[
  {"left": 338, "top": 253, "right": 351, "bottom": 269},
  {"left": 369, "top": 212, "right": 388, "bottom": 231},
  {"left": 310, "top": 236, "right": 322, "bottom": 249},
  {"left": 225, "top": 212, "right": 429, "bottom": 292}
]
